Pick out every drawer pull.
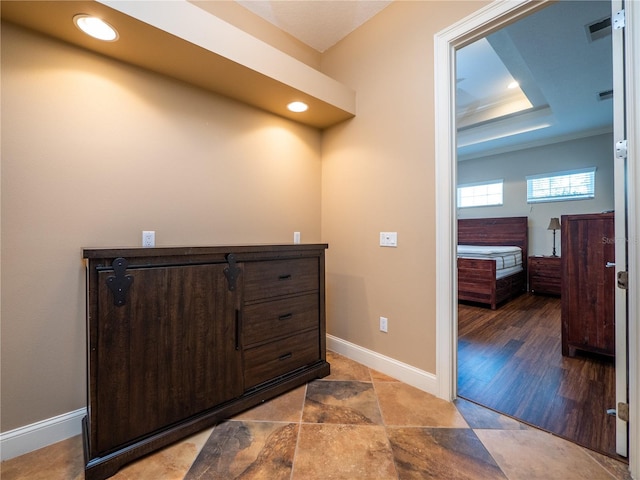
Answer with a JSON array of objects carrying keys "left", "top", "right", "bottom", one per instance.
[
  {"left": 278, "top": 352, "right": 293, "bottom": 361},
  {"left": 278, "top": 274, "right": 292, "bottom": 280},
  {"left": 278, "top": 313, "right": 293, "bottom": 321}
]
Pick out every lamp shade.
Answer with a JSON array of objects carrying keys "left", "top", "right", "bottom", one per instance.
[{"left": 547, "top": 217, "right": 561, "bottom": 230}]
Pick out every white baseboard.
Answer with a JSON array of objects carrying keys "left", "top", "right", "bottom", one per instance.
[
  {"left": 0, "top": 408, "right": 86, "bottom": 461},
  {"left": 0, "top": 337, "right": 438, "bottom": 462},
  {"left": 326, "top": 334, "right": 439, "bottom": 397}
]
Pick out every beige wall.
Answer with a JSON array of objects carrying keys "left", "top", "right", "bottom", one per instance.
[
  {"left": 0, "top": 23, "right": 322, "bottom": 431},
  {"left": 320, "top": 1, "right": 489, "bottom": 372},
  {"left": 1, "top": 0, "right": 491, "bottom": 435}
]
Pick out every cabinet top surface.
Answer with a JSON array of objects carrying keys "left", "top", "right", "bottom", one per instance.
[
  {"left": 83, "top": 244, "right": 328, "bottom": 259},
  {"left": 561, "top": 212, "right": 614, "bottom": 221}
]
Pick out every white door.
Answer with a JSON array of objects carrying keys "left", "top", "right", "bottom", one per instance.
[{"left": 612, "top": 0, "right": 629, "bottom": 458}]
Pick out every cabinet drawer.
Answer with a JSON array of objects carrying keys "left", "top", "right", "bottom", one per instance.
[
  {"left": 244, "top": 258, "right": 318, "bottom": 301},
  {"left": 244, "top": 330, "right": 320, "bottom": 388},
  {"left": 243, "top": 293, "right": 319, "bottom": 347},
  {"left": 528, "top": 256, "right": 561, "bottom": 296},
  {"left": 531, "top": 276, "right": 562, "bottom": 289}
]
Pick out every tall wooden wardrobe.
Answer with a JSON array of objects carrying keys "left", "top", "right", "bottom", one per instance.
[{"left": 561, "top": 212, "right": 615, "bottom": 357}]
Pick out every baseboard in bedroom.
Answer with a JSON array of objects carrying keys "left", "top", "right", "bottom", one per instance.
[
  {"left": 326, "top": 334, "right": 439, "bottom": 397},
  {"left": 0, "top": 408, "right": 86, "bottom": 461}
]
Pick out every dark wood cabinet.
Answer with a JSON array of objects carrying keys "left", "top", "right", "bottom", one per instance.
[
  {"left": 561, "top": 213, "right": 615, "bottom": 357},
  {"left": 82, "top": 245, "right": 329, "bottom": 480},
  {"left": 528, "top": 256, "right": 561, "bottom": 296}
]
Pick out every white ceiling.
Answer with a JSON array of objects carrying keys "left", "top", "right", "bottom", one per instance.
[
  {"left": 235, "top": 0, "right": 392, "bottom": 52},
  {"left": 236, "top": 0, "right": 614, "bottom": 160},
  {"left": 456, "top": 37, "right": 534, "bottom": 130},
  {"left": 457, "top": 0, "right": 613, "bottom": 160}
]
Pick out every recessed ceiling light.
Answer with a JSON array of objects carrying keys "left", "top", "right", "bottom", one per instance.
[
  {"left": 73, "top": 14, "right": 118, "bottom": 41},
  {"left": 287, "top": 101, "right": 308, "bottom": 113},
  {"left": 507, "top": 81, "right": 520, "bottom": 90}
]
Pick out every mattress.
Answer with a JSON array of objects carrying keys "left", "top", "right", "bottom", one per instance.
[{"left": 457, "top": 244, "right": 523, "bottom": 279}]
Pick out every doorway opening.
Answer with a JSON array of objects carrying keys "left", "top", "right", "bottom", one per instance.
[{"left": 451, "top": 0, "right": 621, "bottom": 459}]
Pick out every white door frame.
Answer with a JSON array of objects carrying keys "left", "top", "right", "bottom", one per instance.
[
  {"left": 434, "top": 0, "right": 639, "bottom": 474},
  {"left": 622, "top": 2, "right": 640, "bottom": 476},
  {"left": 612, "top": 0, "right": 628, "bottom": 457}
]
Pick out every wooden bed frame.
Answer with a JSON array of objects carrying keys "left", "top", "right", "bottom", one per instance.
[{"left": 457, "top": 216, "right": 528, "bottom": 309}]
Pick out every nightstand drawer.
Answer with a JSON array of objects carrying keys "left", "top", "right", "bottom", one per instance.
[
  {"left": 244, "top": 330, "right": 320, "bottom": 389},
  {"left": 243, "top": 293, "right": 319, "bottom": 347},
  {"left": 244, "top": 258, "right": 319, "bottom": 301},
  {"left": 530, "top": 274, "right": 561, "bottom": 293},
  {"left": 528, "top": 256, "right": 561, "bottom": 296}
]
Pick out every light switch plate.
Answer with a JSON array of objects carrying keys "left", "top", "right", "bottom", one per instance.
[{"left": 379, "top": 232, "right": 397, "bottom": 247}]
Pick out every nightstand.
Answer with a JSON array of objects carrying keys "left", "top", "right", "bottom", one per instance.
[{"left": 528, "top": 256, "right": 561, "bottom": 296}]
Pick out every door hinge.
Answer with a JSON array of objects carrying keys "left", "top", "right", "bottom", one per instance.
[
  {"left": 618, "top": 271, "right": 629, "bottom": 290},
  {"left": 616, "top": 139, "right": 628, "bottom": 160},
  {"left": 619, "top": 402, "right": 630, "bottom": 422},
  {"left": 614, "top": 9, "right": 625, "bottom": 30}
]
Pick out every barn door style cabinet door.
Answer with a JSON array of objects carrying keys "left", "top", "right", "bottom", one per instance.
[
  {"left": 82, "top": 244, "right": 329, "bottom": 480},
  {"left": 561, "top": 213, "right": 615, "bottom": 357}
]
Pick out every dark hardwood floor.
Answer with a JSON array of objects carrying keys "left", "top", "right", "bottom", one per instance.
[{"left": 458, "top": 293, "right": 621, "bottom": 459}]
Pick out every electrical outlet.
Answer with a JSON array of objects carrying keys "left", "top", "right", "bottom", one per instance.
[
  {"left": 142, "top": 230, "right": 155, "bottom": 248},
  {"left": 293, "top": 231, "right": 301, "bottom": 244},
  {"left": 379, "top": 316, "right": 388, "bottom": 333}
]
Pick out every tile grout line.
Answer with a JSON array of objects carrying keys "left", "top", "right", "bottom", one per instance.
[
  {"left": 467, "top": 427, "right": 515, "bottom": 480},
  {"left": 288, "top": 381, "right": 308, "bottom": 480},
  {"left": 580, "top": 447, "right": 630, "bottom": 480},
  {"left": 369, "top": 366, "right": 401, "bottom": 480}
]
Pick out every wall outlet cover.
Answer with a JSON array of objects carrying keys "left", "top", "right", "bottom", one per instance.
[
  {"left": 142, "top": 230, "right": 155, "bottom": 248},
  {"left": 379, "top": 316, "right": 388, "bottom": 332}
]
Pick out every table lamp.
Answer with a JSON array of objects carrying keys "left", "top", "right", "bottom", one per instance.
[{"left": 547, "top": 217, "right": 561, "bottom": 257}]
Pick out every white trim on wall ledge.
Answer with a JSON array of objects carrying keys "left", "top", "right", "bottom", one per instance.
[
  {"left": 326, "top": 335, "right": 438, "bottom": 396},
  {"left": 0, "top": 408, "right": 86, "bottom": 461}
]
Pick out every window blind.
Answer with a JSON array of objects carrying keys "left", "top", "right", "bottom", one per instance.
[
  {"left": 457, "top": 179, "right": 503, "bottom": 208},
  {"left": 526, "top": 167, "right": 596, "bottom": 203}
]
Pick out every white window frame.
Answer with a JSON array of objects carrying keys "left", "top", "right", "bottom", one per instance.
[
  {"left": 456, "top": 179, "right": 503, "bottom": 208},
  {"left": 526, "top": 167, "right": 596, "bottom": 203}
]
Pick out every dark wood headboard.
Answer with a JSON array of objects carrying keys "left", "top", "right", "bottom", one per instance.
[{"left": 458, "top": 216, "right": 529, "bottom": 260}]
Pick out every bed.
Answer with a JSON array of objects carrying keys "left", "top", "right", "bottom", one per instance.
[{"left": 457, "top": 216, "right": 528, "bottom": 309}]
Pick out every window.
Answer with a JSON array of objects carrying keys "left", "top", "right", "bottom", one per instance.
[
  {"left": 457, "top": 179, "right": 503, "bottom": 208},
  {"left": 526, "top": 167, "right": 596, "bottom": 203}
]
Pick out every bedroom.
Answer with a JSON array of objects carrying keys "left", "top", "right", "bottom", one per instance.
[{"left": 454, "top": 0, "right": 618, "bottom": 459}]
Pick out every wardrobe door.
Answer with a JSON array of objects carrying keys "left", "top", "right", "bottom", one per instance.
[{"left": 561, "top": 213, "right": 615, "bottom": 357}]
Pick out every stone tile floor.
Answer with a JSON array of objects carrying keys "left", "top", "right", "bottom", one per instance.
[{"left": 1, "top": 351, "right": 632, "bottom": 479}]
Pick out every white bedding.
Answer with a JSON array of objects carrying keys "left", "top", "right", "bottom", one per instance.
[
  {"left": 457, "top": 244, "right": 523, "bottom": 279},
  {"left": 494, "top": 265, "right": 523, "bottom": 279}
]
